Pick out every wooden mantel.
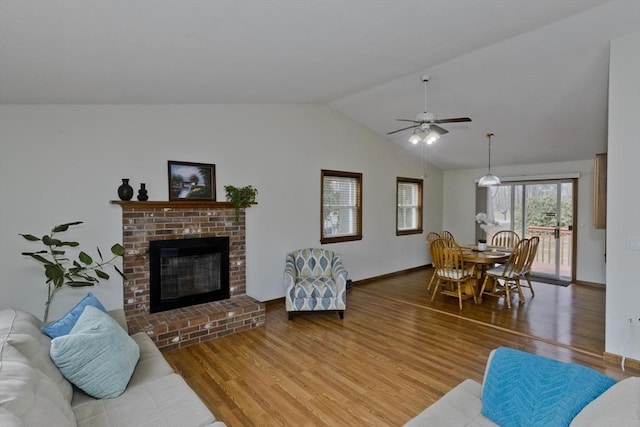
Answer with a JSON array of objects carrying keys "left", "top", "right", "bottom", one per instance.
[{"left": 110, "top": 200, "right": 235, "bottom": 209}]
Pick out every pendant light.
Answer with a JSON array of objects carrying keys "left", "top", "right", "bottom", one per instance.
[{"left": 478, "top": 132, "right": 501, "bottom": 187}]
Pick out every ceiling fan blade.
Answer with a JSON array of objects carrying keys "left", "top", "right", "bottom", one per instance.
[
  {"left": 432, "top": 117, "right": 472, "bottom": 124},
  {"left": 387, "top": 124, "right": 418, "bottom": 135},
  {"left": 430, "top": 124, "right": 449, "bottom": 135},
  {"left": 396, "top": 118, "right": 420, "bottom": 123}
]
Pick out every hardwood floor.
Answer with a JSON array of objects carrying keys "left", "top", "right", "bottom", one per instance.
[
  {"left": 359, "top": 268, "right": 607, "bottom": 356},
  {"left": 163, "top": 268, "right": 637, "bottom": 426}
]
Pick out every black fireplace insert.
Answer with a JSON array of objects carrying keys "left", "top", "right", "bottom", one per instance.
[{"left": 149, "top": 237, "right": 230, "bottom": 313}]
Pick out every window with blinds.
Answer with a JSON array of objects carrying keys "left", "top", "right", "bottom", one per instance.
[
  {"left": 396, "top": 177, "right": 423, "bottom": 235},
  {"left": 321, "top": 170, "right": 363, "bottom": 244}
]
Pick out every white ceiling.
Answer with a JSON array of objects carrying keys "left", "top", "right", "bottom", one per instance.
[{"left": 1, "top": 0, "right": 638, "bottom": 170}]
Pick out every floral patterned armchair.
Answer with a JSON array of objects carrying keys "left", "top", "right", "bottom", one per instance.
[{"left": 284, "top": 248, "right": 347, "bottom": 320}]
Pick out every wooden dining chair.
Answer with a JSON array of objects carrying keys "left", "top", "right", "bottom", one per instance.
[
  {"left": 491, "top": 230, "right": 520, "bottom": 249},
  {"left": 426, "top": 232, "right": 441, "bottom": 290},
  {"left": 519, "top": 236, "right": 540, "bottom": 297},
  {"left": 430, "top": 238, "right": 477, "bottom": 310},
  {"left": 441, "top": 230, "right": 455, "bottom": 241},
  {"left": 479, "top": 238, "right": 530, "bottom": 308}
]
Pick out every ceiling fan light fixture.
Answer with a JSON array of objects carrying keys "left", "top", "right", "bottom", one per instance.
[
  {"left": 478, "top": 132, "right": 501, "bottom": 187},
  {"left": 409, "top": 131, "right": 422, "bottom": 144},
  {"left": 424, "top": 129, "right": 440, "bottom": 144}
]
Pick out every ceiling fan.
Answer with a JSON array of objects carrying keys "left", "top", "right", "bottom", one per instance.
[{"left": 387, "top": 75, "right": 471, "bottom": 144}]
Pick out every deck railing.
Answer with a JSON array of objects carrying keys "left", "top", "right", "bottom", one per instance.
[
  {"left": 525, "top": 226, "right": 572, "bottom": 267},
  {"left": 488, "top": 226, "right": 572, "bottom": 277}
]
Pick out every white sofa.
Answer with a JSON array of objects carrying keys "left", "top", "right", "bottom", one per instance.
[
  {"left": 405, "top": 348, "right": 640, "bottom": 427},
  {"left": 0, "top": 308, "right": 226, "bottom": 427}
]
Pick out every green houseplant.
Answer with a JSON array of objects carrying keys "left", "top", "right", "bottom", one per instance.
[
  {"left": 20, "top": 221, "right": 125, "bottom": 321},
  {"left": 224, "top": 185, "right": 258, "bottom": 222}
]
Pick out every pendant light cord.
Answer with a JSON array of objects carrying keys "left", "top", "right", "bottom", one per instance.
[
  {"left": 424, "top": 79, "right": 428, "bottom": 113},
  {"left": 487, "top": 132, "right": 494, "bottom": 173}
]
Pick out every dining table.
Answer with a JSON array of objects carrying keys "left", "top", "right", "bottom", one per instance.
[{"left": 460, "top": 244, "right": 511, "bottom": 297}]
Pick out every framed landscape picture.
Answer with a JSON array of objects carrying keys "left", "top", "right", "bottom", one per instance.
[{"left": 168, "top": 161, "right": 216, "bottom": 201}]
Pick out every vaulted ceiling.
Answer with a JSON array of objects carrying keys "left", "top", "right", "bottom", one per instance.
[{"left": 1, "top": 1, "right": 638, "bottom": 169}]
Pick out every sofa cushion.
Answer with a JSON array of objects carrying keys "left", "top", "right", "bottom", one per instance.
[
  {"left": 128, "top": 332, "right": 175, "bottom": 386},
  {"left": 72, "top": 373, "right": 217, "bottom": 427},
  {"left": 569, "top": 377, "right": 640, "bottom": 426},
  {"left": 0, "top": 343, "right": 76, "bottom": 427},
  {"left": 403, "top": 379, "right": 498, "bottom": 427},
  {"left": 42, "top": 292, "right": 107, "bottom": 338},
  {"left": 481, "top": 347, "right": 616, "bottom": 427},
  {"left": 50, "top": 306, "right": 140, "bottom": 399},
  {"left": 0, "top": 308, "right": 73, "bottom": 402}
]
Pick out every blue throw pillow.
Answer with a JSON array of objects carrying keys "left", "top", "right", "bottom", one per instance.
[
  {"left": 50, "top": 305, "right": 140, "bottom": 399},
  {"left": 481, "top": 347, "right": 616, "bottom": 427},
  {"left": 41, "top": 292, "right": 107, "bottom": 338}
]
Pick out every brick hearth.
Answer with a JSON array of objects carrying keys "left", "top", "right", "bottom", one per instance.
[{"left": 112, "top": 201, "right": 265, "bottom": 350}]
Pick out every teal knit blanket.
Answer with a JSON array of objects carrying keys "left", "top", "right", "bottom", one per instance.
[{"left": 481, "top": 347, "right": 616, "bottom": 427}]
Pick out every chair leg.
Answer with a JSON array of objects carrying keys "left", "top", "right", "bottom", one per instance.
[
  {"left": 515, "top": 279, "right": 526, "bottom": 305},
  {"left": 478, "top": 275, "right": 491, "bottom": 303},
  {"left": 427, "top": 273, "right": 437, "bottom": 291},
  {"left": 457, "top": 285, "right": 463, "bottom": 310},
  {"left": 525, "top": 273, "right": 535, "bottom": 297},
  {"left": 504, "top": 280, "right": 512, "bottom": 309},
  {"left": 430, "top": 278, "right": 441, "bottom": 302},
  {"left": 338, "top": 310, "right": 344, "bottom": 319},
  {"left": 470, "top": 280, "right": 478, "bottom": 304}
]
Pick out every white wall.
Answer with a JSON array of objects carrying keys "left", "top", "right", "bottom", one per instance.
[
  {"left": 0, "top": 105, "right": 443, "bottom": 320},
  {"left": 606, "top": 32, "right": 640, "bottom": 360},
  {"left": 443, "top": 160, "right": 606, "bottom": 284}
]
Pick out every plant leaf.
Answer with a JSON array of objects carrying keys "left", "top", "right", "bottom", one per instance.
[
  {"left": 97, "top": 246, "right": 104, "bottom": 261},
  {"left": 66, "top": 281, "right": 95, "bottom": 287},
  {"left": 60, "top": 241, "right": 80, "bottom": 247},
  {"left": 53, "top": 222, "right": 83, "bottom": 233},
  {"left": 111, "top": 243, "right": 125, "bottom": 256},
  {"left": 42, "top": 236, "right": 62, "bottom": 247},
  {"left": 45, "top": 264, "right": 64, "bottom": 287},
  {"left": 29, "top": 254, "right": 54, "bottom": 265},
  {"left": 95, "top": 270, "right": 110, "bottom": 280},
  {"left": 22, "top": 250, "right": 48, "bottom": 255},
  {"left": 78, "top": 251, "right": 93, "bottom": 265},
  {"left": 19, "top": 234, "right": 41, "bottom": 242},
  {"left": 114, "top": 265, "right": 126, "bottom": 280}
]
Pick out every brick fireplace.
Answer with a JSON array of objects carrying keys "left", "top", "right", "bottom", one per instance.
[{"left": 112, "top": 200, "right": 265, "bottom": 350}]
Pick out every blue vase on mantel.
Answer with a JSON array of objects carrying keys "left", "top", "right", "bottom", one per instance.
[{"left": 117, "top": 178, "right": 134, "bottom": 201}]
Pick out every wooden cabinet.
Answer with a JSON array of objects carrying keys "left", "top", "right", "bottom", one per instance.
[{"left": 593, "top": 153, "right": 607, "bottom": 229}]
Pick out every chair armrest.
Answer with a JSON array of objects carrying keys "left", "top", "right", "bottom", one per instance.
[
  {"left": 331, "top": 255, "right": 348, "bottom": 288},
  {"left": 284, "top": 255, "right": 297, "bottom": 289}
]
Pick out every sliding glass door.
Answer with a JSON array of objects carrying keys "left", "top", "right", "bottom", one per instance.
[{"left": 484, "top": 179, "right": 575, "bottom": 283}]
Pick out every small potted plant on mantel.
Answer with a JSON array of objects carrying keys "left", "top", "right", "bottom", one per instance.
[
  {"left": 224, "top": 185, "right": 258, "bottom": 223},
  {"left": 20, "top": 221, "right": 125, "bottom": 322}
]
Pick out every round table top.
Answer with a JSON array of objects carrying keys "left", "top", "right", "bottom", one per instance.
[{"left": 460, "top": 245, "right": 510, "bottom": 264}]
